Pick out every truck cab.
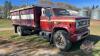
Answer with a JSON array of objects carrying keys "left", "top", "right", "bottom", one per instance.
[{"left": 10, "top": 5, "right": 90, "bottom": 51}]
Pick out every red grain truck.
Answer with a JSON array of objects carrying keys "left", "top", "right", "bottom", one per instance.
[{"left": 10, "top": 5, "right": 90, "bottom": 51}]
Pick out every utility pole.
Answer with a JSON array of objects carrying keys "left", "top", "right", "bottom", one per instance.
[{"left": 26, "top": 0, "right": 29, "bottom": 6}]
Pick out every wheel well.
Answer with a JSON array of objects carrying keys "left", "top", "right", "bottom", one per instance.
[
  {"left": 53, "top": 27, "right": 68, "bottom": 34},
  {"left": 13, "top": 25, "right": 18, "bottom": 33}
]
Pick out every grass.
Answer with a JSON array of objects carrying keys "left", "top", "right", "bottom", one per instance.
[
  {"left": 0, "top": 19, "right": 49, "bottom": 48},
  {"left": 0, "top": 30, "right": 49, "bottom": 49},
  {"left": 88, "top": 20, "right": 100, "bottom": 56},
  {"left": 0, "top": 19, "right": 100, "bottom": 56},
  {"left": 89, "top": 20, "right": 100, "bottom": 56},
  {"left": 0, "top": 19, "right": 12, "bottom": 28},
  {"left": 90, "top": 20, "right": 100, "bottom": 35},
  {"left": 9, "top": 34, "right": 48, "bottom": 43},
  {"left": 0, "top": 30, "right": 48, "bottom": 43},
  {"left": 0, "top": 30, "right": 14, "bottom": 38}
]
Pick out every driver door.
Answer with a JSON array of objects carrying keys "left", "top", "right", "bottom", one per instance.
[{"left": 40, "top": 8, "right": 53, "bottom": 31}]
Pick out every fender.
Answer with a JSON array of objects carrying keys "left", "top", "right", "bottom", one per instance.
[
  {"left": 52, "top": 24, "right": 70, "bottom": 33},
  {"left": 50, "top": 24, "right": 70, "bottom": 44}
]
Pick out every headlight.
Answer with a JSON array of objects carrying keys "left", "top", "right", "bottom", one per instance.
[{"left": 76, "top": 19, "right": 90, "bottom": 29}]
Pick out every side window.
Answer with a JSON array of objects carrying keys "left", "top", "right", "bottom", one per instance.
[{"left": 45, "top": 9, "right": 52, "bottom": 17}]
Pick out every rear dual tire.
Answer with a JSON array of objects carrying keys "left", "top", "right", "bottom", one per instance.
[{"left": 16, "top": 26, "right": 25, "bottom": 36}]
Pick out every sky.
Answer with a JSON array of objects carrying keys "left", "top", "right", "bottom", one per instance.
[{"left": 0, "top": 0, "right": 100, "bottom": 8}]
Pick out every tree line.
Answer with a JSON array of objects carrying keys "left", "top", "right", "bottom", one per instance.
[
  {"left": 0, "top": 0, "right": 79, "bottom": 19},
  {"left": 0, "top": 0, "right": 83, "bottom": 19}
]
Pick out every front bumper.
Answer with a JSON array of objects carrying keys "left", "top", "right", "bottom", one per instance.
[
  {"left": 70, "top": 28, "right": 90, "bottom": 42},
  {"left": 76, "top": 31, "right": 89, "bottom": 40}
]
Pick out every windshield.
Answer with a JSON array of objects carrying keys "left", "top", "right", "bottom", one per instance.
[{"left": 53, "top": 8, "right": 70, "bottom": 16}]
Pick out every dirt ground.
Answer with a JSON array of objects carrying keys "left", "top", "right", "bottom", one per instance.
[
  {"left": 0, "top": 20, "right": 100, "bottom": 56},
  {"left": 0, "top": 28, "right": 13, "bottom": 31},
  {"left": 0, "top": 35, "right": 96, "bottom": 56}
]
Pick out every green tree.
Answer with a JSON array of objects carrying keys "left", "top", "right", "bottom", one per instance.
[
  {"left": 4, "top": 0, "right": 12, "bottom": 19},
  {"left": 0, "top": 6, "right": 4, "bottom": 19}
]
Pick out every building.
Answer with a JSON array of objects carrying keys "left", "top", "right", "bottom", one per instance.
[{"left": 0, "top": 11, "right": 4, "bottom": 18}]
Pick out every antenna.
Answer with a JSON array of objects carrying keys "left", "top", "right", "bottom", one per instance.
[
  {"left": 26, "top": 0, "right": 29, "bottom": 6},
  {"left": 20, "top": 0, "right": 29, "bottom": 6}
]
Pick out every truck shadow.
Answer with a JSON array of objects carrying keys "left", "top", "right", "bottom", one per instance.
[
  {"left": 58, "top": 35, "right": 100, "bottom": 56},
  {"left": 27, "top": 34, "right": 100, "bottom": 52},
  {"left": 69, "top": 35, "right": 100, "bottom": 52},
  {"left": 86, "top": 35, "right": 100, "bottom": 45}
]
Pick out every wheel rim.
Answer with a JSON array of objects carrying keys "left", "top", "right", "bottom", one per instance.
[
  {"left": 17, "top": 27, "right": 21, "bottom": 35},
  {"left": 54, "top": 32, "right": 66, "bottom": 49}
]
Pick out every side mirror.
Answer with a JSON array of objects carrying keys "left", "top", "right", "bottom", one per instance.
[
  {"left": 45, "top": 9, "right": 52, "bottom": 19},
  {"left": 46, "top": 13, "right": 52, "bottom": 19},
  {"left": 47, "top": 14, "right": 52, "bottom": 17}
]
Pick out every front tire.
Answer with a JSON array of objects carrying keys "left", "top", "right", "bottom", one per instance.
[{"left": 53, "top": 30, "right": 72, "bottom": 51}]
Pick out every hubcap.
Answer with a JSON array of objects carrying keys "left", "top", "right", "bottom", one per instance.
[{"left": 55, "top": 32, "right": 66, "bottom": 49}]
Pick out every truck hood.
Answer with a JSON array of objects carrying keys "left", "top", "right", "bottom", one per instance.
[
  {"left": 57, "top": 15, "right": 89, "bottom": 20},
  {"left": 55, "top": 15, "right": 90, "bottom": 29}
]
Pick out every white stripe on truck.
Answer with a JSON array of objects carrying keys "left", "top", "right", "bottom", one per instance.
[
  {"left": 11, "top": 14, "right": 34, "bottom": 19},
  {"left": 40, "top": 20, "right": 75, "bottom": 22},
  {"left": 21, "top": 14, "right": 34, "bottom": 19},
  {"left": 11, "top": 15, "right": 19, "bottom": 19}
]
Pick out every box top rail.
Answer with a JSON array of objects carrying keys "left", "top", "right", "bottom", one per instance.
[
  {"left": 10, "top": 5, "right": 34, "bottom": 12},
  {"left": 10, "top": 4, "right": 64, "bottom": 12}
]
